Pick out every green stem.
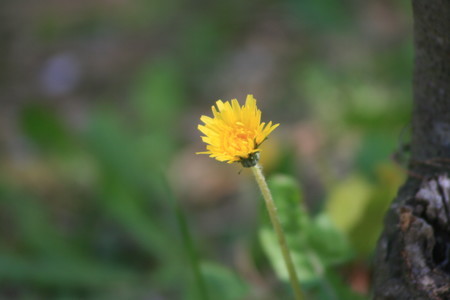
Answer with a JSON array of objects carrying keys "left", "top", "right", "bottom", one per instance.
[
  {"left": 174, "top": 201, "right": 209, "bottom": 300},
  {"left": 251, "top": 164, "right": 305, "bottom": 300},
  {"left": 161, "top": 173, "right": 209, "bottom": 300}
]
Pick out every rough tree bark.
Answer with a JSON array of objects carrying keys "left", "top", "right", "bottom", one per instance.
[{"left": 373, "top": 0, "right": 450, "bottom": 299}]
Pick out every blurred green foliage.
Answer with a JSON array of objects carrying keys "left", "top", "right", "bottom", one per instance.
[
  {"left": 260, "top": 175, "right": 360, "bottom": 299},
  {"left": 1, "top": 0, "right": 411, "bottom": 298}
]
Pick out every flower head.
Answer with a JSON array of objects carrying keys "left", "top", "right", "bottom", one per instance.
[{"left": 197, "top": 95, "right": 279, "bottom": 167}]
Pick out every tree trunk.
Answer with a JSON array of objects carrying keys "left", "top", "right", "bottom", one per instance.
[{"left": 373, "top": 0, "right": 450, "bottom": 299}]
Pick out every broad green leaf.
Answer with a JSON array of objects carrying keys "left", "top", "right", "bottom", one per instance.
[
  {"left": 326, "top": 175, "right": 373, "bottom": 233},
  {"left": 267, "top": 175, "right": 310, "bottom": 234},
  {"left": 308, "top": 213, "right": 352, "bottom": 266},
  {"left": 260, "top": 175, "right": 320, "bottom": 283},
  {"left": 326, "top": 166, "right": 404, "bottom": 257},
  {"left": 349, "top": 163, "right": 404, "bottom": 255},
  {"left": 260, "top": 227, "right": 319, "bottom": 283},
  {"left": 260, "top": 175, "right": 352, "bottom": 286},
  {"left": 197, "top": 262, "right": 247, "bottom": 300},
  {"left": 355, "top": 133, "right": 398, "bottom": 178}
]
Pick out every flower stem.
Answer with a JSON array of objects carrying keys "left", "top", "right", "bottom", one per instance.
[{"left": 251, "top": 164, "right": 305, "bottom": 300}]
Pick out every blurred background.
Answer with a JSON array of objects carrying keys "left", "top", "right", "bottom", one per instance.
[{"left": 0, "top": 0, "right": 412, "bottom": 299}]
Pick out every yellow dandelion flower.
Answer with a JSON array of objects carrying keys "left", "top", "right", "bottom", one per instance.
[{"left": 197, "top": 94, "right": 279, "bottom": 167}]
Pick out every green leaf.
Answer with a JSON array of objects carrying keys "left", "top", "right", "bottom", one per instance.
[
  {"left": 326, "top": 167, "right": 403, "bottom": 257},
  {"left": 84, "top": 110, "right": 169, "bottom": 195},
  {"left": 326, "top": 175, "right": 373, "bottom": 233},
  {"left": 308, "top": 213, "right": 352, "bottom": 266},
  {"left": 316, "top": 269, "right": 367, "bottom": 300},
  {"left": 354, "top": 133, "right": 398, "bottom": 178},
  {"left": 348, "top": 164, "right": 404, "bottom": 256},
  {"left": 197, "top": 262, "right": 247, "bottom": 300},
  {"left": 131, "top": 59, "right": 184, "bottom": 131},
  {"left": 286, "top": 0, "right": 351, "bottom": 31},
  {"left": 97, "top": 176, "right": 175, "bottom": 262},
  {"left": 267, "top": 175, "right": 310, "bottom": 234},
  {"left": 20, "top": 103, "right": 73, "bottom": 153},
  {"left": 260, "top": 175, "right": 352, "bottom": 286},
  {"left": 260, "top": 227, "right": 319, "bottom": 283},
  {"left": 0, "top": 188, "right": 77, "bottom": 258},
  {"left": 259, "top": 175, "right": 320, "bottom": 283},
  {"left": 0, "top": 252, "right": 134, "bottom": 288}
]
